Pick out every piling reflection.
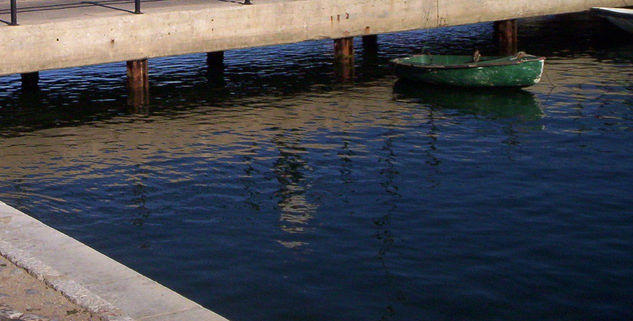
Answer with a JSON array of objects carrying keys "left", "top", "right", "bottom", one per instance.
[
  {"left": 131, "top": 174, "right": 150, "bottom": 227},
  {"left": 424, "top": 109, "right": 441, "bottom": 187},
  {"left": 127, "top": 90, "right": 150, "bottom": 113},
  {"left": 272, "top": 132, "right": 316, "bottom": 249},
  {"left": 596, "top": 43, "right": 633, "bottom": 65},
  {"left": 373, "top": 132, "right": 407, "bottom": 321},
  {"left": 334, "top": 60, "right": 354, "bottom": 82},
  {"left": 392, "top": 80, "right": 543, "bottom": 120}
]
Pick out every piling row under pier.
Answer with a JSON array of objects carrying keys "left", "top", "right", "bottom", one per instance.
[{"left": 14, "top": 21, "right": 517, "bottom": 106}]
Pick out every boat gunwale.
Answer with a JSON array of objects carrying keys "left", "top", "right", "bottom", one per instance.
[
  {"left": 390, "top": 54, "right": 545, "bottom": 70},
  {"left": 591, "top": 7, "right": 633, "bottom": 20}
]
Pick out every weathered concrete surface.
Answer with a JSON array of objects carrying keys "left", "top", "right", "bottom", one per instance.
[
  {"left": 0, "top": 201, "right": 229, "bottom": 321},
  {"left": 0, "top": 255, "right": 94, "bottom": 321},
  {"left": 0, "top": 0, "right": 632, "bottom": 76}
]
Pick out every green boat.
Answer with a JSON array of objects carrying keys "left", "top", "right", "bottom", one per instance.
[{"left": 391, "top": 52, "right": 545, "bottom": 87}]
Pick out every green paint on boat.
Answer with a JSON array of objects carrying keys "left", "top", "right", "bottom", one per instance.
[{"left": 391, "top": 53, "right": 545, "bottom": 87}]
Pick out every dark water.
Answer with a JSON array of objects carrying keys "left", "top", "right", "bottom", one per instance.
[{"left": 1, "top": 14, "right": 633, "bottom": 321}]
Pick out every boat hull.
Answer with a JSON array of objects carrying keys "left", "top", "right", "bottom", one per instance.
[
  {"left": 393, "top": 80, "right": 543, "bottom": 119},
  {"left": 392, "top": 57, "right": 545, "bottom": 88}
]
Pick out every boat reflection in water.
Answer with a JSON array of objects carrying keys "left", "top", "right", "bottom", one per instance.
[{"left": 392, "top": 80, "right": 543, "bottom": 120}]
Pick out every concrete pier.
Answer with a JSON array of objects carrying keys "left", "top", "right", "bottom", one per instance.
[
  {"left": 0, "top": 201, "right": 229, "bottom": 321},
  {"left": 1, "top": 0, "right": 632, "bottom": 77}
]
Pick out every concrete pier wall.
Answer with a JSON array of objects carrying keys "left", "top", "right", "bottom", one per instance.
[{"left": 0, "top": 0, "right": 632, "bottom": 76}]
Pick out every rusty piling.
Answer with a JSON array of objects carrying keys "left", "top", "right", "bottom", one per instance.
[{"left": 126, "top": 59, "right": 149, "bottom": 107}]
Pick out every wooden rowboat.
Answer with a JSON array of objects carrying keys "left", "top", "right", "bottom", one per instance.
[
  {"left": 591, "top": 7, "right": 633, "bottom": 34},
  {"left": 390, "top": 52, "right": 545, "bottom": 87}
]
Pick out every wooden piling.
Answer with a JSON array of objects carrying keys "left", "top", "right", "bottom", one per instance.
[
  {"left": 21, "top": 72, "right": 39, "bottom": 89},
  {"left": 334, "top": 37, "right": 354, "bottom": 61},
  {"left": 494, "top": 19, "right": 518, "bottom": 55},
  {"left": 334, "top": 37, "right": 354, "bottom": 81},
  {"left": 206, "top": 51, "right": 225, "bottom": 87},
  {"left": 126, "top": 59, "right": 149, "bottom": 107},
  {"left": 362, "top": 35, "right": 378, "bottom": 54},
  {"left": 206, "top": 51, "right": 224, "bottom": 68}
]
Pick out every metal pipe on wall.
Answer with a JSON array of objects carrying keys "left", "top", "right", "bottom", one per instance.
[{"left": 10, "top": 0, "right": 18, "bottom": 25}]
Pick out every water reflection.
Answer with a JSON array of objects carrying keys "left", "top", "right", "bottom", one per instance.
[
  {"left": 423, "top": 109, "right": 441, "bottom": 187},
  {"left": 599, "top": 43, "right": 633, "bottom": 64},
  {"left": 392, "top": 80, "right": 543, "bottom": 120},
  {"left": 373, "top": 131, "right": 407, "bottom": 321},
  {"left": 272, "top": 132, "right": 316, "bottom": 249},
  {"left": 334, "top": 61, "right": 354, "bottom": 82},
  {"left": 131, "top": 165, "right": 151, "bottom": 227}
]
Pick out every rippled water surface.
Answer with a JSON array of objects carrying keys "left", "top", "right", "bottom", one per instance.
[{"left": 1, "top": 14, "right": 633, "bottom": 321}]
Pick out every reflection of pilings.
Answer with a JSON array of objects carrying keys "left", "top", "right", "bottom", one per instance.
[
  {"left": 334, "top": 61, "right": 354, "bottom": 81},
  {"left": 126, "top": 59, "right": 149, "bottom": 108},
  {"left": 272, "top": 133, "right": 315, "bottom": 248},
  {"left": 373, "top": 132, "right": 407, "bottom": 320},
  {"left": 240, "top": 143, "right": 261, "bottom": 211},
  {"left": 494, "top": 19, "right": 518, "bottom": 55},
  {"left": 21, "top": 72, "right": 39, "bottom": 90},
  {"left": 425, "top": 109, "right": 441, "bottom": 188},
  {"left": 131, "top": 175, "right": 150, "bottom": 227}
]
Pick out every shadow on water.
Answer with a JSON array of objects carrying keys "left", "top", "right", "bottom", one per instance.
[
  {"left": 518, "top": 13, "right": 633, "bottom": 61},
  {"left": 392, "top": 80, "right": 543, "bottom": 120},
  {"left": 0, "top": 44, "right": 387, "bottom": 136}
]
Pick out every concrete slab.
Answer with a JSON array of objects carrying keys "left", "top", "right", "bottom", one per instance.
[
  {"left": 0, "top": 201, "right": 229, "bottom": 321},
  {"left": 0, "top": 255, "right": 94, "bottom": 321}
]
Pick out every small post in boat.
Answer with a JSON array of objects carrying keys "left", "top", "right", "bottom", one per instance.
[
  {"left": 21, "top": 72, "right": 39, "bottom": 89},
  {"left": 494, "top": 19, "right": 518, "bottom": 55},
  {"left": 127, "top": 59, "right": 149, "bottom": 107},
  {"left": 206, "top": 51, "right": 225, "bottom": 87},
  {"left": 334, "top": 37, "right": 354, "bottom": 81}
]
